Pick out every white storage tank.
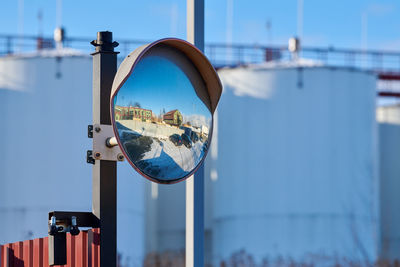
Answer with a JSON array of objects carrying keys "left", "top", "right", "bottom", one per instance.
[
  {"left": 212, "top": 61, "right": 379, "bottom": 265},
  {"left": 0, "top": 49, "right": 145, "bottom": 265},
  {"left": 144, "top": 161, "right": 214, "bottom": 265},
  {"left": 376, "top": 104, "right": 400, "bottom": 261}
]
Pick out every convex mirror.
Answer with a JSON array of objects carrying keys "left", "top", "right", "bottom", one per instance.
[{"left": 110, "top": 38, "right": 222, "bottom": 184}]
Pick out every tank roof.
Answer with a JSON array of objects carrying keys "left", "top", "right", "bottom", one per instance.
[
  {"left": 219, "top": 58, "right": 374, "bottom": 74},
  {"left": 0, "top": 48, "right": 88, "bottom": 60}
]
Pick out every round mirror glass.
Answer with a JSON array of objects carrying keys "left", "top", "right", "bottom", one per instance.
[{"left": 112, "top": 44, "right": 213, "bottom": 183}]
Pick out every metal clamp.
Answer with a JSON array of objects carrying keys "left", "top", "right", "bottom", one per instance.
[
  {"left": 88, "top": 125, "right": 93, "bottom": 138},
  {"left": 87, "top": 150, "right": 95, "bottom": 164},
  {"left": 48, "top": 216, "right": 63, "bottom": 235},
  {"left": 48, "top": 211, "right": 99, "bottom": 265},
  {"left": 48, "top": 215, "right": 81, "bottom": 236}
]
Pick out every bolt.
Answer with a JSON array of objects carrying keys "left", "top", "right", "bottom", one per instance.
[
  {"left": 94, "top": 152, "right": 101, "bottom": 159},
  {"left": 95, "top": 126, "right": 101, "bottom": 132},
  {"left": 71, "top": 216, "right": 77, "bottom": 226},
  {"left": 117, "top": 154, "right": 124, "bottom": 161}
]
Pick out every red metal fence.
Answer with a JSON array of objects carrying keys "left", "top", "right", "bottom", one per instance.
[{"left": 0, "top": 229, "right": 100, "bottom": 267}]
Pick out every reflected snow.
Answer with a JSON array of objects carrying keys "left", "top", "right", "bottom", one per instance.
[{"left": 117, "top": 120, "right": 208, "bottom": 181}]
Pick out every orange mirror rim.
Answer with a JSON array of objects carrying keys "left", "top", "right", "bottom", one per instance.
[{"left": 110, "top": 38, "right": 222, "bottom": 184}]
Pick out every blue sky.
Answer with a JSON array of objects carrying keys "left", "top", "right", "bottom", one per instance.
[{"left": 1, "top": 0, "right": 400, "bottom": 50}]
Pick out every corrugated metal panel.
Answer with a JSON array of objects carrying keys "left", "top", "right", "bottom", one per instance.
[{"left": 0, "top": 229, "right": 100, "bottom": 267}]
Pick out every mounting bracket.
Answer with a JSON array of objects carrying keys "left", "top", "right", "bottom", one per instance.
[{"left": 92, "top": 124, "right": 124, "bottom": 162}]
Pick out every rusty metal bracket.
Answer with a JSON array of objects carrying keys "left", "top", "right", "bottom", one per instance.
[{"left": 92, "top": 124, "right": 124, "bottom": 162}]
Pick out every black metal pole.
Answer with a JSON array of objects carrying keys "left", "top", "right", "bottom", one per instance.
[{"left": 91, "top": 31, "right": 119, "bottom": 267}]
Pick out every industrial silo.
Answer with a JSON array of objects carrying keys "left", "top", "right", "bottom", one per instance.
[
  {"left": 144, "top": 161, "right": 215, "bottom": 266},
  {"left": 211, "top": 61, "right": 379, "bottom": 265},
  {"left": 0, "top": 49, "right": 146, "bottom": 265},
  {"left": 376, "top": 104, "right": 400, "bottom": 262}
]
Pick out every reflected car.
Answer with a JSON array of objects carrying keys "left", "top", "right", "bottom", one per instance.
[
  {"left": 202, "top": 140, "right": 208, "bottom": 152},
  {"left": 191, "top": 132, "right": 199, "bottom": 143},
  {"left": 181, "top": 133, "right": 192, "bottom": 148},
  {"left": 169, "top": 134, "right": 183, "bottom": 146}
]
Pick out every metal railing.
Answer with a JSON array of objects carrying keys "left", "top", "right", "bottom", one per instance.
[
  {"left": 2, "top": 34, "right": 400, "bottom": 73},
  {"left": 2, "top": 33, "right": 400, "bottom": 99}
]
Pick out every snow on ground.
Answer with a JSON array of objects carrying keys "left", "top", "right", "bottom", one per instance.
[
  {"left": 117, "top": 123, "right": 207, "bottom": 180},
  {"left": 141, "top": 138, "right": 206, "bottom": 180}
]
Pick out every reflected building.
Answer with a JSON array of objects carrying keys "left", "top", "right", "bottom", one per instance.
[
  {"left": 200, "top": 125, "right": 209, "bottom": 135},
  {"left": 115, "top": 105, "right": 152, "bottom": 121},
  {"left": 163, "top": 109, "right": 183, "bottom": 126}
]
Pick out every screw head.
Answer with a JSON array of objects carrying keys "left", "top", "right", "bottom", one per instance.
[
  {"left": 95, "top": 126, "right": 101, "bottom": 132},
  {"left": 94, "top": 152, "right": 101, "bottom": 159},
  {"left": 117, "top": 154, "right": 124, "bottom": 161}
]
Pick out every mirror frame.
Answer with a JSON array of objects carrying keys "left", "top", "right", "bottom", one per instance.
[{"left": 110, "top": 38, "right": 222, "bottom": 184}]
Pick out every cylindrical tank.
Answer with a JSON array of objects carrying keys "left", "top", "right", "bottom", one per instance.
[
  {"left": 0, "top": 50, "right": 145, "bottom": 265},
  {"left": 142, "top": 129, "right": 215, "bottom": 264},
  {"left": 376, "top": 104, "right": 400, "bottom": 262},
  {"left": 144, "top": 164, "right": 214, "bottom": 265},
  {"left": 212, "top": 62, "right": 379, "bottom": 265}
]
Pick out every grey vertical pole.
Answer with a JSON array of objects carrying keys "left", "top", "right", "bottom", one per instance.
[
  {"left": 91, "top": 31, "right": 118, "bottom": 267},
  {"left": 186, "top": 1, "right": 205, "bottom": 266},
  {"left": 187, "top": 0, "right": 204, "bottom": 51}
]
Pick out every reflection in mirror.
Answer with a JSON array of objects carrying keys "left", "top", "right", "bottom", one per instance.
[{"left": 113, "top": 45, "right": 212, "bottom": 183}]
